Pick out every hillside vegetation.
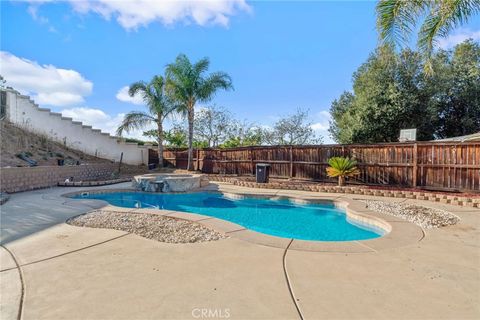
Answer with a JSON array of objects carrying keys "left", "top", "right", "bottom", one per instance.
[{"left": 1, "top": 121, "right": 111, "bottom": 167}]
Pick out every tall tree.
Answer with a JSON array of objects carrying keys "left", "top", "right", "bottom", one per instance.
[
  {"left": 329, "top": 40, "right": 480, "bottom": 144},
  {"left": 194, "top": 105, "right": 234, "bottom": 147},
  {"left": 116, "top": 75, "right": 176, "bottom": 167},
  {"left": 428, "top": 39, "right": 480, "bottom": 137},
  {"left": 162, "top": 126, "right": 188, "bottom": 148},
  {"left": 262, "top": 108, "right": 323, "bottom": 145},
  {"left": 376, "top": 0, "right": 480, "bottom": 72},
  {"left": 166, "top": 54, "right": 233, "bottom": 170},
  {"left": 329, "top": 46, "right": 433, "bottom": 143},
  {"left": 329, "top": 92, "right": 355, "bottom": 143},
  {"left": 220, "top": 121, "right": 263, "bottom": 148}
]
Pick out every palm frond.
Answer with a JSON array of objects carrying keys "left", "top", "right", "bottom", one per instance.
[
  {"left": 166, "top": 56, "right": 191, "bottom": 105},
  {"left": 376, "top": 0, "right": 427, "bottom": 46},
  {"left": 116, "top": 111, "right": 155, "bottom": 136},
  {"left": 418, "top": 0, "right": 480, "bottom": 62},
  {"left": 166, "top": 54, "right": 191, "bottom": 80},
  {"left": 163, "top": 96, "right": 183, "bottom": 118},
  {"left": 151, "top": 75, "right": 165, "bottom": 99},
  {"left": 128, "top": 81, "right": 148, "bottom": 99},
  {"left": 377, "top": 0, "right": 480, "bottom": 74},
  {"left": 193, "top": 58, "right": 210, "bottom": 77},
  {"left": 198, "top": 72, "right": 233, "bottom": 102},
  {"left": 326, "top": 157, "right": 360, "bottom": 178}
]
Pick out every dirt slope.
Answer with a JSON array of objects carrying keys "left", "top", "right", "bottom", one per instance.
[{"left": 1, "top": 121, "right": 112, "bottom": 167}]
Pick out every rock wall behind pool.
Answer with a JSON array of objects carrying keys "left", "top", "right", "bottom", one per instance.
[{"left": 1, "top": 163, "right": 119, "bottom": 193}]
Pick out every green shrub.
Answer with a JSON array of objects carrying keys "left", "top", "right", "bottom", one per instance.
[
  {"left": 125, "top": 138, "right": 145, "bottom": 145},
  {"left": 326, "top": 157, "right": 360, "bottom": 186}
]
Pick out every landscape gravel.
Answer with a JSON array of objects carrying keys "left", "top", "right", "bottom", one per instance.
[
  {"left": 362, "top": 200, "right": 459, "bottom": 229},
  {"left": 67, "top": 210, "right": 227, "bottom": 243}
]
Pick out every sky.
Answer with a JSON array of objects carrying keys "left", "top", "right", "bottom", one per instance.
[{"left": 1, "top": 0, "right": 480, "bottom": 144}]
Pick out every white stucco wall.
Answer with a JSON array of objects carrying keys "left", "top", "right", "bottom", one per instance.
[{"left": 4, "top": 89, "right": 149, "bottom": 165}]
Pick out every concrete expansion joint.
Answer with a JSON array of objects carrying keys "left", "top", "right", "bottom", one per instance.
[
  {"left": 61, "top": 200, "right": 101, "bottom": 211},
  {"left": 354, "top": 241, "right": 378, "bottom": 253},
  {"left": 195, "top": 217, "right": 215, "bottom": 222},
  {"left": 283, "top": 239, "right": 304, "bottom": 320},
  {"left": 224, "top": 228, "right": 247, "bottom": 234},
  {"left": 62, "top": 199, "right": 106, "bottom": 214},
  {"left": 41, "top": 194, "right": 59, "bottom": 200},
  {"left": 11, "top": 233, "right": 130, "bottom": 270},
  {"left": 448, "top": 209, "right": 480, "bottom": 213},
  {"left": 1, "top": 244, "right": 25, "bottom": 320},
  {"left": 419, "top": 227, "right": 427, "bottom": 241}
]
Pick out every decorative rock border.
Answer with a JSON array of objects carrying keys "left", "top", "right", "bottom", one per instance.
[
  {"left": 58, "top": 178, "right": 131, "bottom": 187},
  {"left": 208, "top": 176, "right": 480, "bottom": 208},
  {"left": 63, "top": 189, "right": 424, "bottom": 253}
]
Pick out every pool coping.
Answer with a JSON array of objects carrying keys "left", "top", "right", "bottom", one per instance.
[{"left": 62, "top": 188, "right": 425, "bottom": 253}]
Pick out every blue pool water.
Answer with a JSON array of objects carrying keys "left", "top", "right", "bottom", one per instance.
[{"left": 73, "top": 192, "right": 384, "bottom": 241}]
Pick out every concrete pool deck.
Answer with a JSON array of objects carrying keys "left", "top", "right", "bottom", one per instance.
[{"left": 1, "top": 182, "right": 479, "bottom": 319}]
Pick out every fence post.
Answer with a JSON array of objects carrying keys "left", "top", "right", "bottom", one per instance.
[
  {"left": 412, "top": 143, "right": 418, "bottom": 187},
  {"left": 250, "top": 147, "right": 254, "bottom": 175},
  {"left": 196, "top": 149, "right": 200, "bottom": 171},
  {"left": 289, "top": 146, "right": 293, "bottom": 178},
  {"left": 118, "top": 152, "right": 123, "bottom": 173}
]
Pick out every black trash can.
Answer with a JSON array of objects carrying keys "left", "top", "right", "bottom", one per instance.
[
  {"left": 256, "top": 163, "right": 270, "bottom": 183},
  {"left": 148, "top": 163, "right": 157, "bottom": 170}
]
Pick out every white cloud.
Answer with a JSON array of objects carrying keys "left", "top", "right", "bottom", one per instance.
[
  {"left": 310, "top": 110, "right": 334, "bottom": 144},
  {"left": 61, "top": 107, "right": 123, "bottom": 134},
  {"left": 310, "top": 122, "right": 329, "bottom": 131},
  {"left": 25, "top": 0, "right": 251, "bottom": 30},
  {"left": 116, "top": 86, "right": 144, "bottom": 105},
  {"left": 438, "top": 28, "right": 480, "bottom": 49},
  {"left": 27, "top": 5, "right": 49, "bottom": 24},
  {"left": 0, "top": 51, "right": 93, "bottom": 106},
  {"left": 61, "top": 107, "right": 150, "bottom": 139},
  {"left": 27, "top": 3, "right": 59, "bottom": 33}
]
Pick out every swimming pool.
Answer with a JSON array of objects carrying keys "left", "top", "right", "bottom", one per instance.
[{"left": 73, "top": 192, "right": 384, "bottom": 241}]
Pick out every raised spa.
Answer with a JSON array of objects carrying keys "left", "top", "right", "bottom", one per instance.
[
  {"left": 132, "top": 173, "right": 207, "bottom": 192},
  {"left": 74, "top": 192, "right": 385, "bottom": 241}
]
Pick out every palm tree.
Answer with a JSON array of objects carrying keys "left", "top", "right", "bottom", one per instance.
[
  {"left": 326, "top": 157, "right": 361, "bottom": 186},
  {"left": 376, "top": 0, "right": 480, "bottom": 72},
  {"left": 166, "top": 54, "right": 233, "bottom": 171},
  {"left": 116, "top": 75, "right": 176, "bottom": 167}
]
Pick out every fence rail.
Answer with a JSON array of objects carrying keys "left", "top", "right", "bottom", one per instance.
[{"left": 150, "top": 142, "right": 480, "bottom": 192}]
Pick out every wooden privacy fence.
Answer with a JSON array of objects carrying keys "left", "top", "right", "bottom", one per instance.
[{"left": 152, "top": 142, "right": 480, "bottom": 192}]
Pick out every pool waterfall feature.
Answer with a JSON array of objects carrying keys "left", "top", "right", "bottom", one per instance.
[{"left": 132, "top": 173, "right": 208, "bottom": 192}]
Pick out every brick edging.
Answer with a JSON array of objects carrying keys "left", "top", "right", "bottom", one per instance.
[{"left": 208, "top": 176, "right": 479, "bottom": 208}]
